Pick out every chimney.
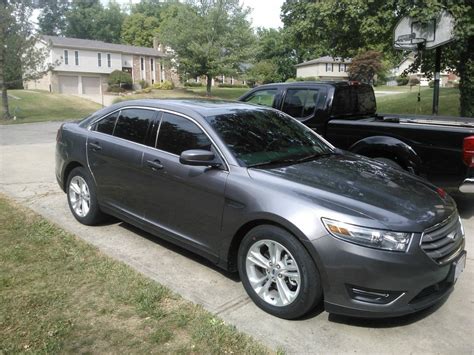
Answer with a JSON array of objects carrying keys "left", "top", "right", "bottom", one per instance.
[{"left": 153, "top": 37, "right": 160, "bottom": 50}]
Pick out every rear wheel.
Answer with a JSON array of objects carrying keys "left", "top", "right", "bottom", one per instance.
[
  {"left": 238, "top": 225, "right": 322, "bottom": 319},
  {"left": 66, "top": 167, "right": 105, "bottom": 225}
]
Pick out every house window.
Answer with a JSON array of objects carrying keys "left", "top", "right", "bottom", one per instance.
[
  {"left": 107, "top": 53, "right": 111, "bottom": 68},
  {"left": 141, "top": 57, "right": 144, "bottom": 71},
  {"left": 151, "top": 58, "right": 154, "bottom": 72},
  {"left": 74, "top": 51, "right": 79, "bottom": 65},
  {"left": 97, "top": 53, "right": 102, "bottom": 67},
  {"left": 325, "top": 63, "right": 333, "bottom": 72},
  {"left": 63, "top": 50, "right": 69, "bottom": 65}
]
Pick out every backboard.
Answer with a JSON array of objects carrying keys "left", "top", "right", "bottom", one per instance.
[{"left": 394, "top": 10, "right": 455, "bottom": 50}]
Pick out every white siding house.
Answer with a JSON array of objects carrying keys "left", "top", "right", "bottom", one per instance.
[
  {"left": 25, "top": 36, "right": 166, "bottom": 95},
  {"left": 295, "top": 56, "right": 351, "bottom": 80}
]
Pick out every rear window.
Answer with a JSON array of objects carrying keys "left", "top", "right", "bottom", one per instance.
[
  {"left": 281, "top": 88, "right": 319, "bottom": 119},
  {"left": 331, "top": 85, "right": 376, "bottom": 117}
]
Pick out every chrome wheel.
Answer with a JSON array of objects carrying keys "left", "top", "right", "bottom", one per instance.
[
  {"left": 245, "top": 239, "right": 301, "bottom": 307},
  {"left": 68, "top": 176, "right": 91, "bottom": 218}
]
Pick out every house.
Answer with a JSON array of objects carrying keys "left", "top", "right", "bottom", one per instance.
[
  {"left": 295, "top": 56, "right": 351, "bottom": 80},
  {"left": 389, "top": 53, "right": 458, "bottom": 87},
  {"left": 25, "top": 35, "right": 168, "bottom": 95}
]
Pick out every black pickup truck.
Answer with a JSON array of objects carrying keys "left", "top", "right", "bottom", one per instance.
[{"left": 239, "top": 81, "right": 474, "bottom": 193}]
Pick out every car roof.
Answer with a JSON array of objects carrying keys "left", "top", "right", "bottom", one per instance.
[
  {"left": 80, "top": 98, "right": 269, "bottom": 127},
  {"left": 247, "top": 81, "right": 371, "bottom": 89}
]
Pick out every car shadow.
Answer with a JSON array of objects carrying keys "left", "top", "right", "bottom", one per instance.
[{"left": 117, "top": 221, "right": 241, "bottom": 282}]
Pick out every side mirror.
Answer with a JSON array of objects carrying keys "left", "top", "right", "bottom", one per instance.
[{"left": 179, "top": 149, "right": 221, "bottom": 167}]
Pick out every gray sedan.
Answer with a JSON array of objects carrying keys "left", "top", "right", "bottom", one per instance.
[{"left": 56, "top": 99, "right": 466, "bottom": 319}]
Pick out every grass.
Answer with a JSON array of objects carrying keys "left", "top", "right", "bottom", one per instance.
[
  {"left": 113, "top": 87, "right": 248, "bottom": 104},
  {"left": 0, "top": 195, "right": 270, "bottom": 354},
  {"left": 2, "top": 90, "right": 102, "bottom": 125},
  {"left": 376, "top": 87, "right": 460, "bottom": 116}
]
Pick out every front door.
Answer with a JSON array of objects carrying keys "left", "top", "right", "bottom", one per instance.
[{"left": 141, "top": 112, "right": 228, "bottom": 255}]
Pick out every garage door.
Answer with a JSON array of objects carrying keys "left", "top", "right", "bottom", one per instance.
[
  {"left": 82, "top": 76, "right": 101, "bottom": 95},
  {"left": 58, "top": 75, "right": 79, "bottom": 94}
]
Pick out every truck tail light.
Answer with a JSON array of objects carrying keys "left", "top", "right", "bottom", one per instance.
[
  {"left": 56, "top": 123, "right": 64, "bottom": 143},
  {"left": 463, "top": 136, "right": 474, "bottom": 167}
]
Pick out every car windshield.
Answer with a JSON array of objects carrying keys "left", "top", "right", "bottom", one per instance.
[{"left": 205, "top": 108, "right": 333, "bottom": 167}]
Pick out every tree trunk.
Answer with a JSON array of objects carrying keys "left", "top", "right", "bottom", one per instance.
[
  {"left": 459, "top": 38, "right": 474, "bottom": 117},
  {"left": 206, "top": 74, "right": 212, "bottom": 96},
  {"left": 0, "top": 0, "right": 11, "bottom": 120}
]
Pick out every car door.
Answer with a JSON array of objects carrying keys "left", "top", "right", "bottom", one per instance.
[
  {"left": 141, "top": 111, "right": 228, "bottom": 255},
  {"left": 87, "top": 107, "right": 157, "bottom": 216}
]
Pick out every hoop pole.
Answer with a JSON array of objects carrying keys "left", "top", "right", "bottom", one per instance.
[{"left": 432, "top": 47, "right": 441, "bottom": 115}]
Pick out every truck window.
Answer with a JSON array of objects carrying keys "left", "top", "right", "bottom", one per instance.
[
  {"left": 331, "top": 85, "right": 376, "bottom": 117},
  {"left": 282, "top": 89, "right": 319, "bottom": 119},
  {"left": 244, "top": 89, "right": 277, "bottom": 107}
]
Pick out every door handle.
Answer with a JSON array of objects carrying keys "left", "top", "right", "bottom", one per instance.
[
  {"left": 88, "top": 142, "right": 102, "bottom": 151},
  {"left": 146, "top": 159, "right": 164, "bottom": 170}
]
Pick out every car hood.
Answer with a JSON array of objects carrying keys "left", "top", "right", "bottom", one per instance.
[{"left": 248, "top": 153, "right": 456, "bottom": 232}]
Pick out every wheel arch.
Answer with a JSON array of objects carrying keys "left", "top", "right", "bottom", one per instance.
[
  {"left": 62, "top": 161, "right": 84, "bottom": 191},
  {"left": 349, "top": 135, "right": 422, "bottom": 173}
]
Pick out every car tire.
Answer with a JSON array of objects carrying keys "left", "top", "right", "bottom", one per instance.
[
  {"left": 66, "top": 166, "right": 105, "bottom": 225},
  {"left": 238, "top": 225, "right": 322, "bottom": 319}
]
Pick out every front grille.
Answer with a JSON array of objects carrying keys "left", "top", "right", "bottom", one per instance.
[{"left": 420, "top": 214, "right": 465, "bottom": 265}]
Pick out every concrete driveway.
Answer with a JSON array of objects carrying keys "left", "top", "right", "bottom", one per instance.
[{"left": 1, "top": 121, "right": 473, "bottom": 354}]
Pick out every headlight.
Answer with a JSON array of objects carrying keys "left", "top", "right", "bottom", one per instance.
[{"left": 322, "top": 218, "right": 411, "bottom": 252}]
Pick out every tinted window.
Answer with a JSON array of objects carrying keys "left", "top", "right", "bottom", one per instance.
[
  {"left": 113, "top": 109, "right": 154, "bottom": 144},
  {"left": 157, "top": 113, "right": 212, "bottom": 155},
  {"left": 243, "top": 89, "right": 277, "bottom": 107},
  {"left": 331, "top": 85, "right": 376, "bottom": 117},
  {"left": 205, "top": 109, "right": 332, "bottom": 166},
  {"left": 281, "top": 89, "right": 319, "bottom": 119},
  {"left": 95, "top": 111, "right": 118, "bottom": 135}
]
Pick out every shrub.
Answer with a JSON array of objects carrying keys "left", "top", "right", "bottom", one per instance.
[
  {"left": 286, "top": 78, "right": 296, "bottom": 82},
  {"left": 217, "top": 83, "right": 249, "bottom": 88},
  {"left": 108, "top": 70, "right": 132, "bottom": 90},
  {"left": 396, "top": 76, "right": 409, "bottom": 86},
  {"left": 409, "top": 77, "right": 420, "bottom": 87},
  {"left": 107, "top": 85, "right": 126, "bottom": 93},
  {"left": 184, "top": 82, "right": 204, "bottom": 87},
  {"left": 428, "top": 80, "right": 435, "bottom": 88},
  {"left": 139, "top": 79, "right": 149, "bottom": 89},
  {"left": 153, "top": 80, "right": 174, "bottom": 90}
]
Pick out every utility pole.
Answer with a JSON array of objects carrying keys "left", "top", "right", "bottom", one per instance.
[{"left": 432, "top": 47, "right": 441, "bottom": 115}]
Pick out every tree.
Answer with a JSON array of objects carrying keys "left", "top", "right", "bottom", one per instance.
[
  {"left": 121, "top": 13, "right": 160, "bottom": 47},
  {"left": 37, "top": 0, "right": 69, "bottom": 36},
  {"left": 253, "top": 28, "right": 297, "bottom": 82},
  {"left": 247, "top": 60, "right": 278, "bottom": 84},
  {"left": 281, "top": 0, "right": 474, "bottom": 116},
  {"left": 1, "top": 0, "right": 53, "bottom": 120},
  {"left": 65, "top": 0, "right": 125, "bottom": 44},
  {"left": 158, "top": 0, "right": 255, "bottom": 95},
  {"left": 348, "top": 50, "right": 384, "bottom": 84}
]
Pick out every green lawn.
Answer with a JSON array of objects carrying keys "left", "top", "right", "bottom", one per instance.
[
  {"left": 376, "top": 87, "right": 460, "bottom": 116},
  {"left": 1, "top": 90, "right": 101, "bottom": 125},
  {"left": 0, "top": 196, "right": 269, "bottom": 354}
]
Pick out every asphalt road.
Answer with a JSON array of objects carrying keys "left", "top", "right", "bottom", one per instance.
[{"left": 1, "top": 121, "right": 473, "bottom": 354}]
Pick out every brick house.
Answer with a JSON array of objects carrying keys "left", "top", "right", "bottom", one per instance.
[{"left": 25, "top": 35, "right": 170, "bottom": 94}]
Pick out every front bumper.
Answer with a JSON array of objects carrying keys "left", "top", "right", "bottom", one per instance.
[{"left": 308, "top": 233, "right": 466, "bottom": 318}]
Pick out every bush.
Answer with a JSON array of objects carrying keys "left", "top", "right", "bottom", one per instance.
[
  {"left": 139, "top": 79, "right": 149, "bottom": 89},
  {"left": 286, "top": 78, "right": 296, "bottom": 82},
  {"left": 396, "top": 76, "right": 409, "bottom": 86},
  {"left": 295, "top": 76, "right": 319, "bottom": 82},
  {"left": 153, "top": 80, "right": 174, "bottom": 90},
  {"left": 184, "top": 82, "right": 204, "bottom": 87},
  {"left": 107, "top": 85, "right": 126, "bottom": 93},
  {"left": 409, "top": 77, "right": 420, "bottom": 86},
  {"left": 108, "top": 70, "right": 132, "bottom": 90},
  {"left": 217, "top": 83, "right": 249, "bottom": 88},
  {"left": 428, "top": 80, "right": 435, "bottom": 88}
]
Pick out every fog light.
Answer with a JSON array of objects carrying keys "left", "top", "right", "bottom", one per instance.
[{"left": 347, "top": 286, "right": 404, "bottom": 304}]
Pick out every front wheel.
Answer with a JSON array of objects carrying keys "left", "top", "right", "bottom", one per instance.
[
  {"left": 66, "top": 166, "right": 105, "bottom": 225},
  {"left": 238, "top": 225, "right": 322, "bottom": 319}
]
